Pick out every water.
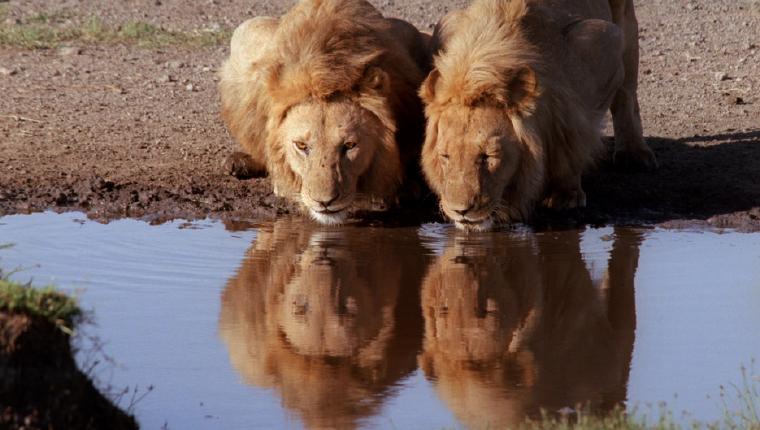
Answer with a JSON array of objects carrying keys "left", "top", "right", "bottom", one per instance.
[{"left": 1, "top": 212, "right": 759, "bottom": 429}]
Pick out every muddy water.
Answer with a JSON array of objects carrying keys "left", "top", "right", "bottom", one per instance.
[{"left": 1, "top": 212, "right": 759, "bottom": 429}]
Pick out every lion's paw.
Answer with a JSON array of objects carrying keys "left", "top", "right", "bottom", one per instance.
[
  {"left": 223, "top": 152, "right": 267, "bottom": 180},
  {"left": 613, "top": 147, "right": 658, "bottom": 172},
  {"left": 543, "top": 187, "right": 587, "bottom": 210}
]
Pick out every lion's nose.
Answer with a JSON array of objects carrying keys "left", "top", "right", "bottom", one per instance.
[
  {"left": 453, "top": 203, "right": 476, "bottom": 216},
  {"left": 315, "top": 194, "right": 339, "bottom": 208}
]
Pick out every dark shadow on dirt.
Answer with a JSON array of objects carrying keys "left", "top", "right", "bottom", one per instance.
[{"left": 558, "top": 130, "right": 760, "bottom": 230}]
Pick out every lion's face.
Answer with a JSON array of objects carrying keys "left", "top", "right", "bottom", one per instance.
[
  {"left": 277, "top": 232, "right": 382, "bottom": 357},
  {"left": 424, "top": 106, "right": 522, "bottom": 231},
  {"left": 279, "top": 98, "right": 386, "bottom": 224}
]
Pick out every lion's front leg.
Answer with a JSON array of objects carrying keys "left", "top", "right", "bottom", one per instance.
[{"left": 609, "top": 0, "right": 657, "bottom": 171}]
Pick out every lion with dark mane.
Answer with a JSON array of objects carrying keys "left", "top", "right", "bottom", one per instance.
[
  {"left": 420, "top": 0, "right": 656, "bottom": 231},
  {"left": 220, "top": 0, "right": 429, "bottom": 224}
]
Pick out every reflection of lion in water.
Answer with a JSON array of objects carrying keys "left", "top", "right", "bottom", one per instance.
[
  {"left": 218, "top": 220, "right": 427, "bottom": 429},
  {"left": 220, "top": 0, "right": 430, "bottom": 224},
  {"left": 420, "top": 0, "right": 656, "bottom": 231},
  {"left": 419, "top": 228, "right": 641, "bottom": 428}
]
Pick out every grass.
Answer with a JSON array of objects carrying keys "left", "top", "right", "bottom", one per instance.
[
  {"left": 515, "top": 364, "right": 760, "bottom": 430},
  {"left": 0, "top": 13, "right": 232, "bottom": 49},
  {"left": 0, "top": 267, "right": 82, "bottom": 334}
]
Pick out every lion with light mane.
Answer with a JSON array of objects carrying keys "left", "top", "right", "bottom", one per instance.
[
  {"left": 219, "top": 0, "right": 429, "bottom": 224},
  {"left": 420, "top": 0, "right": 657, "bottom": 231}
]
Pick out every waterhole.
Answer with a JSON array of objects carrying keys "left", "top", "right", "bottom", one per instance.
[{"left": 1, "top": 212, "right": 759, "bottom": 429}]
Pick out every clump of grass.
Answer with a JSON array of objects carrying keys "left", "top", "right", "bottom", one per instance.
[
  {"left": 518, "top": 406, "right": 678, "bottom": 430},
  {"left": 0, "top": 270, "right": 81, "bottom": 334},
  {"left": 0, "top": 13, "right": 232, "bottom": 49},
  {"left": 516, "top": 366, "right": 760, "bottom": 430},
  {"left": 719, "top": 362, "right": 760, "bottom": 429}
]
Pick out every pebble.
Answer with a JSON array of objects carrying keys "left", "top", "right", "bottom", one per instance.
[
  {"left": 186, "top": 83, "right": 195, "bottom": 92},
  {"left": 0, "top": 67, "right": 17, "bottom": 76},
  {"left": 167, "top": 61, "right": 185, "bottom": 69},
  {"left": 57, "top": 46, "right": 82, "bottom": 56},
  {"left": 158, "top": 74, "right": 176, "bottom": 83},
  {"left": 715, "top": 72, "right": 729, "bottom": 81}
]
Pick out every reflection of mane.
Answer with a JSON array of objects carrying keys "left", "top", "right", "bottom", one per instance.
[
  {"left": 419, "top": 228, "right": 641, "bottom": 428},
  {"left": 219, "top": 220, "right": 425, "bottom": 429}
]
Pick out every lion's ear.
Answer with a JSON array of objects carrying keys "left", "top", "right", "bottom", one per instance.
[
  {"left": 419, "top": 69, "right": 440, "bottom": 104},
  {"left": 505, "top": 67, "right": 538, "bottom": 115},
  {"left": 360, "top": 66, "right": 390, "bottom": 94}
]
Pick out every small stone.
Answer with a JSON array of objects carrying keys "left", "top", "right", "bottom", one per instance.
[
  {"left": 158, "top": 74, "right": 176, "bottom": 83},
  {"left": 185, "top": 83, "right": 195, "bottom": 92},
  {"left": 57, "top": 46, "right": 82, "bottom": 56},
  {"left": 167, "top": 60, "right": 185, "bottom": 69},
  {"left": 4, "top": 17, "right": 21, "bottom": 25},
  {"left": 0, "top": 66, "right": 17, "bottom": 76},
  {"left": 715, "top": 72, "right": 729, "bottom": 81}
]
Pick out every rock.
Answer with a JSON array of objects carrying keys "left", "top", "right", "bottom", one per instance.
[
  {"left": 185, "top": 83, "right": 195, "bottom": 92},
  {"left": 57, "top": 46, "right": 82, "bottom": 56},
  {"left": 715, "top": 72, "right": 729, "bottom": 81},
  {"left": 0, "top": 67, "right": 17, "bottom": 76},
  {"left": 158, "top": 74, "right": 176, "bottom": 83},
  {"left": 167, "top": 61, "right": 185, "bottom": 69}
]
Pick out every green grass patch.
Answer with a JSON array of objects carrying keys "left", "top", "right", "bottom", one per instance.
[
  {"left": 0, "top": 15, "right": 232, "bottom": 49},
  {"left": 0, "top": 273, "right": 81, "bottom": 334}
]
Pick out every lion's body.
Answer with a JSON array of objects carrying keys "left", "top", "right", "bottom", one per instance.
[
  {"left": 220, "top": 0, "right": 430, "bottom": 224},
  {"left": 421, "top": 0, "right": 655, "bottom": 230}
]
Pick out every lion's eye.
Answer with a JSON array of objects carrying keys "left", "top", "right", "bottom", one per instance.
[
  {"left": 293, "top": 140, "right": 309, "bottom": 154},
  {"left": 343, "top": 141, "right": 358, "bottom": 152}
]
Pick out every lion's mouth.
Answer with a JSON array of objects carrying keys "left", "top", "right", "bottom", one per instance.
[
  {"left": 452, "top": 215, "right": 494, "bottom": 232},
  {"left": 314, "top": 208, "right": 343, "bottom": 215},
  {"left": 308, "top": 205, "right": 350, "bottom": 225}
]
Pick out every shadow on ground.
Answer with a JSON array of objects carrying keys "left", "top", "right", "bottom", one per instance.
[{"left": 570, "top": 130, "right": 760, "bottom": 230}]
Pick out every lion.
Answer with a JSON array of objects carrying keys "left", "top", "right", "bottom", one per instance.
[
  {"left": 419, "top": 0, "right": 657, "bottom": 231},
  {"left": 218, "top": 219, "right": 429, "bottom": 429},
  {"left": 418, "top": 228, "right": 642, "bottom": 427},
  {"left": 219, "top": 0, "right": 430, "bottom": 225}
]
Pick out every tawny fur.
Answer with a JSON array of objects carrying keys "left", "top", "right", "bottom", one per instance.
[
  {"left": 421, "top": 0, "right": 649, "bottom": 228},
  {"left": 219, "top": 220, "right": 426, "bottom": 429},
  {"left": 219, "top": 0, "right": 428, "bottom": 222},
  {"left": 417, "top": 229, "right": 639, "bottom": 427}
]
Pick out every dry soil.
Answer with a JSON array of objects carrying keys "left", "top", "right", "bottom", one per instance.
[{"left": 1, "top": 0, "right": 759, "bottom": 229}]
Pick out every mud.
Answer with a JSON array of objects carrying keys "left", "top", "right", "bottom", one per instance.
[{"left": 1, "top": 0, "right": 759, "bottom": 229}]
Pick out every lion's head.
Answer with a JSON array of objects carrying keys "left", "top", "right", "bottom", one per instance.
[
  {"left": 267, "top": 67, "right": 402, "bottom": 225},
  {"left": 420, "top": 0, "right": 600, "bottom": 231},
  {"left": 220, "top": 0, "right": 427, "bottom": 225}
]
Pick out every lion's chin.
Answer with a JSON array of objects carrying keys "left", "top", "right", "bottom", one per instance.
[
  {"left": 309, "top": 208, "right": 349, "bottom": 225},
  {"left": 454, "top": 218, "right": 494, "bottom": 232}
]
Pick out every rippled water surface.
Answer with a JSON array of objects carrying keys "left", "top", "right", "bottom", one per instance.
[{"left": 1, "top": 212, "right": 759, "bottom": 429}]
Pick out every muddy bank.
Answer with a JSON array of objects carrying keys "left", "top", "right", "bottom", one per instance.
[
  {"left": 2, "top": 131, "right": 760, "bottom": 230},
  {"left": 1, "top": 0, "right": 759, "bottom": 230},
  {"left": 0, "top": 312, "right": 137, "bottom": 430}
]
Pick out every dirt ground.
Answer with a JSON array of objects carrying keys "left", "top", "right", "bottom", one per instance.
[{"left": 1, "top": 0, "right": 759, "bottom": 229}]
